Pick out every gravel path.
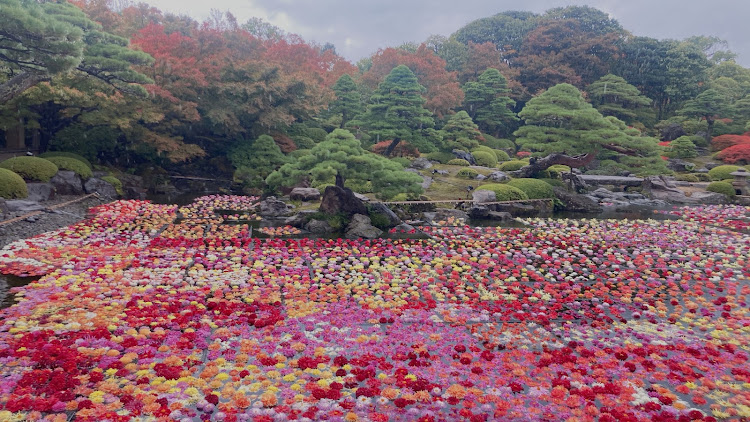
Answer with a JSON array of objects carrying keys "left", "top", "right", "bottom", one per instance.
[{"left": 0, "top": 195, "right": 108, "bottom": 249}]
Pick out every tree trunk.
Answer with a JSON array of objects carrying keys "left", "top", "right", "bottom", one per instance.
[
  {"left": 335, "top": 172, "right": 345, "bottom": 189},
  {"left": 513, "top": 153, "right": 596, "bottom": 178},
  {"left": 383, "top": 138, "right": 401, "bottom": 157},
  {"left": 0, "top": 72, "right": 50, "bottom": 104},
  {"left": 705, "top": 117, "right": 714, "bottom": 145}
]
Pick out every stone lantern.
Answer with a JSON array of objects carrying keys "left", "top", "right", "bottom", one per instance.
[{"left": 730, "top": 168, "right": 750, "bottom": 196}]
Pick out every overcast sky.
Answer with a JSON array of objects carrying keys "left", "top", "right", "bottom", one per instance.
[{"left": 143, "top": 0, "right": 750, "bottom": 67}]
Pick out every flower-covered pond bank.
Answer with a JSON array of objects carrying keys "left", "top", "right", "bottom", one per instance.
[{"left": 0, "top": 197, "right": 748, "bottom": 421}]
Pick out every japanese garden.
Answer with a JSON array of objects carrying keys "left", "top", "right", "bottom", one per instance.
[{"left": 0, "top": 1, "right": 749, "bottom": 421}]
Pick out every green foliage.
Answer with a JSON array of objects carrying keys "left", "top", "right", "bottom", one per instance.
[
  {"left": 694, "top": 173, "right": 711, "bottom": 182},
  {"left": 493, "top": 149, "right": 511, "bottom": 161},
  {"left": 287, "top": 149, "right": 312, "bottom": 160},
  {"left": 39, "top": 152, "right": 92, "bottom": 169},
  {"left": 675, "top": 174, "right": 700, "bottom": 182},
  {"left": 291, "top": 136, "right": 316, "bottom": 150},
  {"left": 229, "top": 135, "right": 287, "bottom": 189},
  {"left": 540, "top": 178, "right": 564, "bottom": 187},
  {"left": 507, "top": 178, "right": 555, "bottom": 199},
  {"left": 708, "top": 165, "right": 741, "bottom": 181},
  {"left": 669, "top": 136, "right": 698, "bottom": 158},
  {"left": 391, "top": 157, "right": 411, "bottom": 168},
  {"left": 499, "top": 160, "right": 527, "bottom": 171},
  {"left": 344, "top": 179, "right": 374, "bottom": 194},
  {"left": 586, "top": 74, "right": 653, "bottom": 124},
  {"left": 471, "top": 151, "right": 498, "bottom": 168},
  {"left": 266, "top": 129, "right": 423, "bottom": 200},
  {"left": 348, "top": 65, "right": 438, "bottom": 155},
  {"left": 0, "top": 156, "right": 58, "bottom": 182},
  {"left": 706, "top": 181, "right": 736, "bottom": 198},
  {"left": 42, "top": 156, "right": 92, "bottom": 179},
  {"left": 462, "top": 68, "right": 518, "bottom": 137},
  {"left": 456, "top": 168, "right": 479, "bottom": 178},
  {"left": 100, "top": 175, "right": 123, "bottom": 196},
  {"left": 423, "top": 151, "right": 455, "bottom": 163},
  {"left": 471, "top": 145, "right": 498, "bottom": 159},
  {"left": 441, "top": 111, "right": 484, "bottom": 150},
  {"left": 368, "top": 212, "right": 391, "bottom": 229},
  {"left": 0, "top": 168, "right": 28, "bottom": 199},
  {"left": 305, "top": 128, "right": 328, "bottom": 143},
  {"left": 547, "top": 165, "right": 571, "bottom": 178},
  {"left": 481, "top": 134, "right": 515, "bottom": 150},
  {"left": 446, "top": 159, "right": 470, "bottom": 166},
  {"left": 679, "top": 88, "right": 731, "bottom": 142},
  {"left": 328, "top": 74, "right": 363, "bottom": 128},
  {"left": 475, "top": 183, "right": 529, "bottom": 201}
]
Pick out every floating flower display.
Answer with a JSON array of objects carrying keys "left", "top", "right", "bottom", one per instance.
[
  {"left": 257, "top": 226, "right": 302, "bottom": 237},
  {"left": 0, "top": 201, "right": 748, "bottom": 421}
]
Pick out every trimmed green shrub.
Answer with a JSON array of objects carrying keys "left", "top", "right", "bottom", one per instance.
[
  {"left": 447, "top": 159, "right": 470, "bottom": 166},
  {"left": 706, "top": 181, "right": 736, "bottom": 198},
  {"left": 422, "top": 151, "right": 454, "bottom": 163},
  {"left": 39, "top": 151, "right": 92, "bottom": 169},
  {"left": 694, "top": 173, "right": 711, "bottom": 182},
  {"left": 540, "top": 178, "right": 564, "bottom": 187},
  {"left": 391, "top": 157, "right": 411, "bottom": 168},
  {"left": 457, "top": 168, "right": 479, "bottom": 178},
  {"left": 493, "top": 149, "right": 510, "bottom": 161},
  {"left": 0, "top": 168, "right": 28, "bottom": 199},
  {"left": 498, "top": 160, "right": 527, "bottom": 172},
  {"left": 547, "top": 165, "right": 571, "bottom": 179},
  {"left": 708, "top": 165, "right": 740, "bottom": 181},
  {"left": 101, "top": 175, "right": 123, "bottom": 196},
  {"left": 669, "top": 136, "right": 698, "bottom": 158},
  {"left": 471, "top": 151, "right": 498, "bottom": 168},
  {"left": 675, "top": 173, "right": 700, "bottom": 182},
  {"left": 0, "top": 156, "right": 58, "bottom": 182},
  {"left": 42, "top": 156, "right": 93, "bottom": 179},
  {"left": 305, "top": 127, "right": 328, "bottom": 143},
  {"left": 476, "top": 183, "right": 529, "bottom": 201},
  {"left": 471, "top": 145, "right": 497, "bottom": 159},
  {"left": 369, "top": 213, "right": 391, "bottom": 229},
  {"left": 507, "top": 178, "right": 555, "bottom": 199}
]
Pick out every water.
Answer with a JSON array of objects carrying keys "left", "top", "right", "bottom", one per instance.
[{"left": 0, "top": 274, "right": 39, "bottom": 310}]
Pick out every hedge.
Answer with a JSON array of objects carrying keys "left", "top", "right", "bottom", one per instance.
[
  {"left": 0, "top": 156, "right": 58, "bottom": 182},
  {"left": 0, "top": 168, "right": 28, "bottom": 199},
  {"left": 446, "top": 159, "right": 470, "bottom": 166},
  {"left": 475, "top": 184, "right": 528, "bottom": 201},
  {"left": 498, "top": 160, "right": 527, "bottom": 172},
  {"left": 708, "top": 165, "right": 740, "bottom": 181},
  {"left": 706, "top": 181, "right": 736, "bottom": 198},
  {"left": 471, "top": 151, "right": 498, "bottom": 168},
  {"left": 39, "top": 151, "right": 92, "bottom": 169},
  {"left": 507, "top": 178, "right": 555, "bottom": 199},
  {"left": 42, "top": 156, "right": 93, "bottom": 179}
]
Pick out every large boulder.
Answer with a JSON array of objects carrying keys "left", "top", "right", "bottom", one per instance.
[
  {"left": 0, "top": 198, "right": 9, "bottom": 216},
  {"left": 666, "top": 159, "right": 696, "bottom": 172},
  {"left": 50, "top": 170, "right": 84, "bottom": 195},
  {"left": 26, "top": 183, "right": 56, "bottom": 202},
  {"left": 554, "top": 187, "right": 603, "bottom": 213},
  {"left": 285, "top": 210, "right": 318, "bottom": 228},
  {"left": 660, "top": 123, "right": 686, "bottom": 142},
  {"left": 345, "top": 214, "right": 383, "bottom": 239},
  {"left": 306, "top": 219, "right": 335, "bottom": 234},
  {"left": 472, "top": 189, "right": 496, "bottom": 203},
  {"left": 486, "top": 171, "right": 510, "bottom": 182},
  {"left": 259, "top": 196, "right": 293, "bottom": 217},
  {"left": 410, "top": 157, "right": 432, "bottom": 170},
  {"left": 320, "top": 186, "right": 368, "bottom": 217},
  {"left": 289, "top": 187, "right": 321, "bottom": 202},
  {"left": 468, "top": 205, "right": 489, "bottom": 219},
  {"left": 423, "top": 208, "right": 470, "bottom": 225},
  {"left": 689, "top": 191, "right": 729, "bottom": 205},
  {"left": 368, "top": 202, "right": 401, "bottom": 227},
  {"left": 452, "top": 149, "right": 476, "bottom": 165},
  {"left": 84, "top": 177, "right": 118, "bottom": 199},
  {"left": 644, "top": 175, "right": 680, "bottom": 192}
]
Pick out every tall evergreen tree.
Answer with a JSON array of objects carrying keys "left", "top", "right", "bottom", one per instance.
[
  {"left": 586, "top": 74, "right": 653, "bottom": 124},
  {"left": 229, "top": 135, "right": 287, "bottom": 189},
  {"left": 462, "top": 68, "right": 518, "bottom": 137},
  {"left": 678, "top": 88, "right": 731, "bottom": 144},
  {"left": 329, "top": 74, "right": 363, "bottom": 128},
  {"left": 266, "top": 129, "right": 423, "bottom": 199},
  {"left": 515, "top": 83, "right": 667, "bottom": 175},
  {"left": 349, "top": 65, "right": 438, "bottom": 156},
  {"left": 441, "top": 111, "right": 484, "bottom": 150}
]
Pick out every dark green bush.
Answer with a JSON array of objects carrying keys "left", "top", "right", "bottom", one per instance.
[
  {"left": 471, "top": 151, "right": 498, "bottom": 168},
  {"left": 0, "top": 156, "right": 58, "bottom": 182},
  {"left": 39, "top": 151, "right": 92, "bottom": 169},
  {"left": 708, "top": 165, "right": 740, "bottom": 181},
  {"left": 305, "top": 127, "right": 328, "bottom": 143},
  {"left": 675, "top": 173, "right": 700, "bottom": 182},
  {"left": 475, "top": 183, "right": 529, "bottom": 201},
  {"left": 547, "top": 165, "right": 571, "bottom": 179},
  {"left": 706, "top": 181, "right": 736, "bottom": 198},
  {"left": 447, "top": 159, "right": 470, "bottom": 166},
  {"left": 457, "top": 168, "right": 479, "bottom": 178},
  {"left": 101, "top": 175, "right": 123, "bottom": 196},
  {"left": 669, "top": 136, "right": 698, "bottom": 159},
  {"left": 507, "top": 178, "right": 555, "bottom": 199},
  {"left": 498, "top": 160, "right": 527, "bottom": 172},
  {"left": 287, "top": 149, "right": 312, "bottom": 159},
  {"left": 494, "top": 149, "right": 511, "bottom": 161},
  {"left": 482, "top": 134, "right": 515, "bottom": 150},
  {"left": 42, "top": 156, "right": 93, "bottom": 179},
  {"left": 0, "top": 168, "right": 28, "bottom": 199},
  {"left": 391, "top": 157, "right": 411, "bottom": 168},
  {"left": 540, "top": 178, "right": 564, "bottom": 187},
  {"left": 471, "top": 145, "right": 497, "bottom": 159},
  {"left": 423, "top": 151, "right": 455, "bottom": 163},
  {"left": 369, "top": 213, "right": 391, "bottom": 229},
  {"left": 291, "top": 136, "right": 316, "bottom": 149},
  {"left": 694, "top": 173, "right": 711, "bottom": 182}
]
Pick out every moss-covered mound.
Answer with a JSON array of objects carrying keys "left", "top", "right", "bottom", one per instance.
[
  {"left": 447, "top": 159, "right": 470, "bottom": 166},
  {"left": 708, "top": 165, "right": 740, "bottom": 181},
  {"left": 457, "top": 168, "right": 479, "bottom": 178},
  {"left": 0, "top": 156, "right": 58, "bottom": 182},
  {"left": 706, "top": 181, "right": 736, "bottom": 198},
  {"left": 42, "top": 156, "right": 93, "bottom": 179},
  {"left": 471, "top": 151, "right": 498, "bottom": 168},
  {"left": 0, "top": 168, "right": 28, "bottom": 199},
  {"left": 101, "top": 176, "right": 124, "bottom": 196},
  {"left": 507, "top": 178, "right": 555, "bottom": 199},
  {"left": 499, "top": 160, "right": 527, "bottom": 172},
  {"left": 475, "top": 184, "right": 529, "bottom": 201},
  {"left": 39, "top": 151, "right": 92, "bottom": 169}
]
